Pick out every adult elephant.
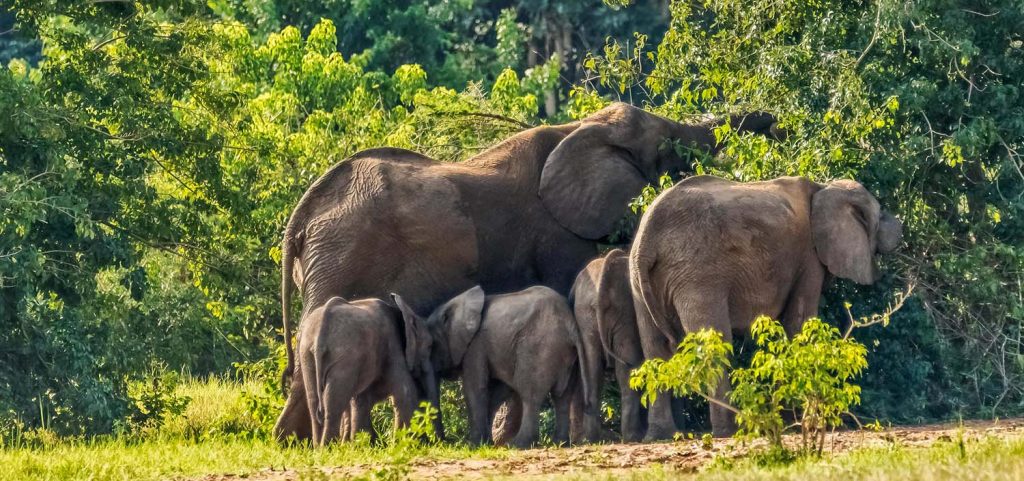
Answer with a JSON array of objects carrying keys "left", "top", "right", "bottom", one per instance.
[
  {"left": 629, "top": 175, "right": 903, "bottom": 439},
  {"left": 273, "top": 103, "right": 781, "bottom": 441}
]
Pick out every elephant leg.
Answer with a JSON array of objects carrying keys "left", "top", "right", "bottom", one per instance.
[
  {"left": 710, "top": 378, "right": 737, "bottom": 437},
  {"left": 350, "top": 394, "right": 377, "bottom": 443},
  {"left": 781, "top": 258, "right": 825, "bottom": 337},
  {"left": 675, "top": 299, "right": 737, "bottom": 438},
  {"left": 637, "top": 315, "right": 678, "bottom": 441},
  {"left": 320, "top": 377, "right": 357, "bottom": 446},
  {"left": 274, "top": 373, "right": 313, "bottom": 444},
  {"left": 615, "top": 361, "right": 644, "bottom": 442},
  {"left": 553, "top": 388, "right": 573, "bottom": 445},
  {"left": 568, "top": 376, "right": 585, "bottom": 443},
  {"left": 340, "top": 410, "right": 351, "bottom": 442},
  {"left": 511, "top": 399, "right": 541, "bottom": 449},
  {"left": 463, "top": 360, "right": 492, "bottom": 445}
]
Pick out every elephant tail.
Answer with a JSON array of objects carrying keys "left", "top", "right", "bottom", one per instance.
[
  {"left": 631, "top": 253, "right": 678, "bottom": 350},
  {"left": 280, "top": 230, "right": 301, "bottom": 394}
]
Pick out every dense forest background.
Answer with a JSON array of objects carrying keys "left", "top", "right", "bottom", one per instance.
[{"left": 0, "top": 0, "right": 1021, "bottom": 436}]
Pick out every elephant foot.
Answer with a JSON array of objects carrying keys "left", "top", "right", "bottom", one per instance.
[
  {"left": 643, "top": 425, "right": 678, "bottom": 442},
  {"left": 510, "top": 436, "right": 537, "bottom": 449},
  {"left": 622, "top": 431, "right": 644, "bottom": 443},
  {"left": 711, "top": 424, "right": 738, "bottom": 438}
]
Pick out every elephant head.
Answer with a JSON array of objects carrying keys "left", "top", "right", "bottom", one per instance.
[
  {"left": 595, "top": 249, "right": 641, "bottom": 367},
  {"left": 811, "top": 180, "right": 904, "bottom": 284},
  {"left": 390, "top": 294, "right": 438, "bottom": 420},
  {"left": 393, "top": 286, "right": 485, "bottom": 432},
  {"left": 539, "top": 103, "right": 781, "bottom": 240}
]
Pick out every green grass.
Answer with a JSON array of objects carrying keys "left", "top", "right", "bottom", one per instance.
[
  {"left": 156, "top": 376, "right": 266, "bottom": 440},
  {"left": 5, "top": 431, "right": 1024, "bottom": 481},
  {"left": 4, "top": 377, "right": 1023, "bottom": 480},
  {"left": 1, "top": 436, "right": 511, "bottom": 481}
]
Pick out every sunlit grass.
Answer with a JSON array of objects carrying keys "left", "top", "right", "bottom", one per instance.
[
  {"left": 4, "top": 377, "right": 1023, "bottom": 481},
  {"left": 2, "top": 436, "right": 510, "bottom": 481},
  {"left": 157, "top": 376, "right": 265, "bottom": 440}
]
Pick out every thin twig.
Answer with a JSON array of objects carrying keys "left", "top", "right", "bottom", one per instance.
[
  {"left": 440, "top": 112, "right": 534, "bottom": 129},
  {"left": 856, "top": 2, "right": 884, "bottom": 67}
]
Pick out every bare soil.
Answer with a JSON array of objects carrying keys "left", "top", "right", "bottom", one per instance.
[{"left": 193, "top": 418, "right": 1024, "bottom": 480}]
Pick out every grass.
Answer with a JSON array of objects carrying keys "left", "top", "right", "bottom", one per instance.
[
  {"left": 2, "top": 435, "right": 511, "bottom": 481},
  {"left": 5, "top": 430, "right": 1024, "bottom": 480},
  {"left": 4, "top": 377, "right": 1023, "bottom": 480}
]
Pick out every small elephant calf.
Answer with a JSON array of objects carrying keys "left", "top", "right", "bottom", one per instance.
[
  {"left": 297, "top": 296, "right": 437, "bottom": 446},
  {"left": 394, "top": 285, "right": 594, "bottom": 448},
  {"left": 569, "top": 248, "right": 645, "bottom": 443}
]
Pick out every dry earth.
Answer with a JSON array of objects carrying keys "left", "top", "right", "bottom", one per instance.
[{"left": 193, "top": 418, "right": 1024, "bottom": 480}]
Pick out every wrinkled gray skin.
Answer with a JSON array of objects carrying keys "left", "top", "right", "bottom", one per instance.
[
  {"left": 396, "top": 286, "right": 594, "bottom": 448},
  {"left": 568, "top": 249, "right": 645, "bottom": 443},
  {"left": 630, "top": 175, "right": 904, "bottom": 439},
  {"left": 296, "top": 297, "right": 438, "bottom": 446},
  {"left": 274, "top": 102, "right": 782, "bottom": 441}
]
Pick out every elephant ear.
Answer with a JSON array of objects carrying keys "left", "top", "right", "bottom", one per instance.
[
  {"left": 442, "top": 286, "right": 485, "bottom": 366},
  {"left": 811, "top": 180, "right": 881, "bottom": 285},
  {"left": 596, "top": 249, "right": 639, "bottom": 365},
  {"left": 539, "top": 122, "right": 650, "bottom": 239},
  {"left": 392, "top": 294, "right": 429, "bottom": 370}
]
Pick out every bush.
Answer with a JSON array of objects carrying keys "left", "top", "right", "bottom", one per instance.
[
  {"left": 117, "top": 364, "right": 191, "bottom": 437},
  {"left": 631, "top": 316, "right": 869, "bottom": 454}
]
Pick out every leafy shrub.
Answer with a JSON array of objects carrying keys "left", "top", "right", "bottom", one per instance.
[
  {"left": 731, "top": 317, "right": 867, "bottom": 453},
  {"left": 233, "top": 349, "right": 286, "bottom": 439},
  {"left": 631, "top": 316, "right": 869, "bottom": 454},
  {"left": 117, "top": 364, "right": 191, "bottom": 437}
]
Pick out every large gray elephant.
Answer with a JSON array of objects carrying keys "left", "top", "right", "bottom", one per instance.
[
  {"left": 274, "top": 102, "right": 782, "bottom": 441},
  {"left": 569, "top": 248, "right": 645, "bottom": 442},
  {"left": 629, "top": 175, "right": 902, "bottom": 439}
]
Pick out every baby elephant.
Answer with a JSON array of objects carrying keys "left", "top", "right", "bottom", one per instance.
[
  {"left": 570, "top": 248, "right": 645, "bottom": 443},
  {"left": 394, "top": 285, "right": 594, "bottom": 448},
  {"left": 298, "top": 296, "right": 437, "bottom": 446}
]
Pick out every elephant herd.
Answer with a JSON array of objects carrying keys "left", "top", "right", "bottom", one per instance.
[{"left": 272, "top": 102, "right": 903, "bottom": 446}]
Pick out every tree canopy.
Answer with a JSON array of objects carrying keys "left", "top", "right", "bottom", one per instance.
[{"left": 0, "top": 0, "right": 1021, "bottom": 434}]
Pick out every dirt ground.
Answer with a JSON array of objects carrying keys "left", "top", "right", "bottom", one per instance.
[{"left": 195, "top": 418, "right": 1024, "bottom": 480}]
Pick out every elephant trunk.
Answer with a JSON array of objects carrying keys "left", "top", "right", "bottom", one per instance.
[
  {"left": 422, "top": 363, "right": 445, "bottom": 440},
  {"left": 877, "top": 211, "right": 903, "bottom": 254}
]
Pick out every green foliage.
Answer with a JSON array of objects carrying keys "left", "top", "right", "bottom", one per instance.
[
  {"left": 600, "top": 0, "right": 1024, "bottom": 421},
  {"left": 731, "top": 317, "right": 868, "bottom": 453},
  {"left": 629, "top": 173, "right": 675, "bottom": 215},
  {"left": 631, "top": 317, "right": 869, "bottom": 454},
  {"left": 3, "top": 0, "right": 1023, "bottom": 440},
  {"left": 119, "top": 364, "right": 191, "bottom": 437},
  {"left": 629, "top": 328, "right": 733, "bottom": 407},
  {"left": 233, "top": 349, "right": 286, "bottom": 438}
]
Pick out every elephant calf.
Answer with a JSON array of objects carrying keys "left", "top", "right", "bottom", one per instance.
[
  {"left": 394, "top": 285, "right": 594, "bottom": 448},
  {"left": 296, "top": 297, "right": 437, "bottom": 446},
  {"left": 569, "top": 248, "right": 645, "bottom": 443}
]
